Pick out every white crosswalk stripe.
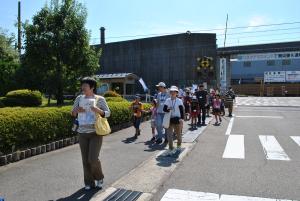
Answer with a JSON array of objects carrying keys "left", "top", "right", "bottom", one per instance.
[
  {"left": 221, "top": 135, "right": 298, "bottom": 161},
  {"left": 236, "top": 97, "right": 300, "bottom": 107},
  {"left": 290, "top": 136, "right": 300, "bottom": 147},
  {"left": 161, "top": 189, "right": 297, "bottom": 201},
  {"left": 259, "top": 135, "right": 290, "bottom": 161}
]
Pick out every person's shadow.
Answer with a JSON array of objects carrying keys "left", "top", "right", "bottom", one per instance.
[
  {"left": 143, "top": 140, "right": 167, "bottom": 152},
  {"left": 55, "top": 188, "right": 100, "bottom": 201},
  {"left": 122, "top": 136, "right": 137, "bottom": 144}
]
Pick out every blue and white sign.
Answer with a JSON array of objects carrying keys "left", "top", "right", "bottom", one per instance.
[
  {"left": 286, "top": 71, "right": 300, "bottom": 82},
  {"left": 264, "top": 71, "right": 286, "bottom": 83}
]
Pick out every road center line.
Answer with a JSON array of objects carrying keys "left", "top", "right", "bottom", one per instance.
[
  {"left": 291, "top": 136, "right": 300, "bottom": 147},
  {"left": 225, "top": 117, "right": 234, "bottom": 135},
  {"left": 222, "top": 135, "right": 245, "bottom": 159},
  {"left": 259, "top": 135, "right": 290, "bottom": 161},
  {"left": 235, "top": 115, "right": 283, "bottom": 119}
]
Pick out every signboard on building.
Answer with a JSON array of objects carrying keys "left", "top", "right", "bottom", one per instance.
[
  {"left": 286, "top": 71, "right": 300, "bottom": 82},
  {"left": 236, "top": 51, "right": 300, "bottom": 61},
  {"left": 220, "top": 58, "right": 227, "bottom": 89},
  {"left": 264, "top": 71, "right": 286, "bottom": 83}
]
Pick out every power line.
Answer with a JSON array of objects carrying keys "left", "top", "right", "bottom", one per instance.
[
  {"left": 218, "top": 31, "right": 300, "bottom": 41},
  {"left": 218, "top": 26, "right": 300, "bottom": 36},
  {"left": 91, "top": 21, "right": 300, "bottom": 40}
]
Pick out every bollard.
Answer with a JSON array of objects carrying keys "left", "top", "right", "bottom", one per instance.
[
  {"left": 51, "top": 142, "right": 55, "bottom": 150},
  {"left": 55, "top": 141, "right": 59, "bottom": 149},
  {"left": 46, "top": 144, "right": 51, "bottom": 152},
  {"left": 0, "top": 156, "right": 7, "bottom": 166},
  {"left": 25, "top": 149, "right": 31, "bottom": 158},
  {"left": 6, "top": 154, "right": 12, "bottom": 163},
  {"left": 59, "top": 140, "right": 63, "bottom": 148},
  {"left": 41, "top": 145, "right": 46, "bottom": 153},
  {"left": 36, "top": 146, "right": 41, "bottom": 155},
  {"left": 20, "top": 151, "right": 26, "bottom": 159},
  {"left": 12, "top": 151, "right": 20, "bottom": 162},
  {"left": 31, "top": 148, "right": 36, "bottom": 156}
]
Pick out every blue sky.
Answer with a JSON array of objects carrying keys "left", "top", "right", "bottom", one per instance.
[{"left": 1, "top": 0, "right": 299, "bottom": 47}]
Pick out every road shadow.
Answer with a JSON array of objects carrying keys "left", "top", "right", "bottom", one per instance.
[
  {"left": 55, "top": 188, "right": 100, "bottom": 201},
  {"left": 143, "top": 140, "right": 167, "bottom": 152},
  {"left": 122, "top": 136, "right": 137, "bottom": 144},
  {"left": 155, "top": 148, "right": 185, "bottom": 167}
]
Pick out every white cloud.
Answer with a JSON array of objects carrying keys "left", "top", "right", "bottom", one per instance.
[{"left": 246, "top": 15, "right": 270, "bottom": 31}]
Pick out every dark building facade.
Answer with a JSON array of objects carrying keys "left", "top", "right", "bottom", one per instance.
[{"left": 95, "top": 33, "right": 217, "bottom": 93}]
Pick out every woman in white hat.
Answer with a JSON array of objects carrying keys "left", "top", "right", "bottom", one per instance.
[{"left": 163, "top": 86, "right": 184, "bottom": 156}]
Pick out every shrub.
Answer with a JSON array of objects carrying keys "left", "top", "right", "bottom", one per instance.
[
  {"left": 105, "top": 97, "right": 128, "bottom": 102},
  {"left": 0, "top": 102, "right": 151, "bottom": 154},
  {"left": 4, "top": 89, "right": 42, "bottom": 107},
  {"left": 103, "top": 90, "right": 121, "bottom": 97}
]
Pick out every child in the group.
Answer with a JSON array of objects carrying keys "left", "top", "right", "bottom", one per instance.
[
  {"left": 190, "top": 96, "right": 199, "bottom": 130},
  {"left": 149, "top": 99, "right": 158, "bottom": 142},
  {"left": 163, "top": 86, "right": 184, "bottom": 156},
  {"left": 129, "top": 95, "right": 144, "bottom": 138},
  {"left": 212, "top": 94, "right": 222, "bottom": 125}
]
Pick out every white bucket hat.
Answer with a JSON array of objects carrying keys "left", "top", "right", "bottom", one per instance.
[
  {"left": 169, "top": 86, "right": 179, "bottom": 92},
  {"left": 156, "top": 82, "right": 166, "bottom": 88}
]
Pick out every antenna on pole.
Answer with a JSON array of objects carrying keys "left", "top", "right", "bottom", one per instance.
[{"left": 223, "top": 14, "right": 228, "bottom": 48}]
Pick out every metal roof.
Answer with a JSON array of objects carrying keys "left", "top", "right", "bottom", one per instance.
[{"left": 95, "top": 73, "right": 139, "bottom": 79}]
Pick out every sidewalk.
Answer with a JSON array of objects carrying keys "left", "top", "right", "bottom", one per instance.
[{"left": 0, "top": 120, "right": 193, "bottom": 201}]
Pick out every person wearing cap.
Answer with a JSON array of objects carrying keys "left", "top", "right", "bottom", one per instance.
[
  {"left": 163, "top": 86, "right": 184, "bottom": 156},
  {"left": 129, "top": 95, "right": 144, "bottom": 138},
  {"left": 155, "top": 82, "right": 170, "bottom": 144},
  {"left": 195, "top": 84, "right": 209, "bottom": 126}
]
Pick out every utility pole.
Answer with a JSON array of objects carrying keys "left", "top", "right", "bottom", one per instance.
[
  {"left": 18, "top": 0, "right": 21, "bottom": 56},
  {"left": 224, "top": 14, "right": 228, "bottom": 48}
]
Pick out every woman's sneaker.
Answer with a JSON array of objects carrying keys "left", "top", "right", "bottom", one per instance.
[
  {"left": 84, "top": 185, "right": 91, "bottom": 190},
  {"left": 95, "top": 179, "right": 103, "bottom": 189},
  {"left": 150, "top": 137, "right": 156, "bottom": 142}
]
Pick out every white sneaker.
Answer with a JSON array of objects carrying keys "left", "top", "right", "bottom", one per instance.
[
  {"left": 95, "top": 179, "right": 103, "bottom": 189},
  {"left": 84, "top": 185, "right": 91, "bottom": 190}
]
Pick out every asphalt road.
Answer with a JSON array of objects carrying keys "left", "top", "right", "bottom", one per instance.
[{"left": 153, "top": 102, "right": 300, "bottom": 200}]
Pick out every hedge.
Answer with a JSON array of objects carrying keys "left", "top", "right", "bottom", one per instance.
[
  {"left": 105, "top": 97, "right": 128, "bottom": 102},
  {"left": 103, "top": 90, "right": 121, "bottom": 97},
  {"left": 2, "top": 89, "right": 42, "bottom": 107},
  {"left": 0, "top": 102, "right": 151, "bottom": 154}
]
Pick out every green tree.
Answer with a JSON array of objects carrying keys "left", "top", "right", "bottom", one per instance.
[
  {"left": 22, "top": 0, "right": 100, "bottom": 105},
  {"left": 0, "top": 28, "right": 20, "bottom": 96}
]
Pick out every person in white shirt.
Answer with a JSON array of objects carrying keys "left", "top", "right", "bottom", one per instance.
[{"left": 163, "top": 86, "right": 184, "bottom": 156}]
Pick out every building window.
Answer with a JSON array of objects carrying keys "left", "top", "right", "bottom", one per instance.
[
  {"left": 243, "top": 61, "right": 251, "bottom": 67},
  {"left": 282, "top": 59, "right": 291, "bottom": 65},
  {"left": 267, "top": 60, "right": 275, "bottom": 66}
]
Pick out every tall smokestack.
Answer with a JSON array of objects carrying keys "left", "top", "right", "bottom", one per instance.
[
  {"left": 18, "top": 0, "right": 21, "bottom": 56},
  {"left": 100, "top": 27, "right": 105, "bottom": 45}
]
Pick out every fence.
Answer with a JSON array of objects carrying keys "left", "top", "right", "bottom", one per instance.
[{"left": 232, "top": 83, "right": 300, "bottom": 96}]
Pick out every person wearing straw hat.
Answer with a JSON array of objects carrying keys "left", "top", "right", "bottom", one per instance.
[
  {"left": 155, "top": 82, "right": 170, "bottom": 144},
  {"left": 163, "top": 86, "right": 184, "bottom": 156}
]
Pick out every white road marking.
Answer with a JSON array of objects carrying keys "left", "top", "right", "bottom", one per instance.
[
  {"left": 222, "top": 135, "right": 245, "bottom": 159},
  {"left": 161, "top": 189, "right": 297, "bottom": 201},
  {"left": 161, "top": 189, "right": 219, "bottom": 201},
  {"left": 290, "top": 136, "right": 300, "bottom": 147},
  {"left": 259, "top": 135, "right": 290, "bottom": 161},
  {"left": 225, "top": 117, "right": 234, "bottom": 135},
  {"left": 235, "top": 115, "right": 283, "bottom": 119}
]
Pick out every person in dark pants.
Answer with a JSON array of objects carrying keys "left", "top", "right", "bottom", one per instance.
[
  {"left": 225, "top": 87, "right": 235, "bottom": 117},
  {"left": 71, "top": 77, "right": 111, "bottom": 190},
  {"left": 195, "top": 84, "right": 209, "bottom": 126}
]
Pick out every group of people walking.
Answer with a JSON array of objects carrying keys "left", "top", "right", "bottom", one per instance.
[
  {"left": 129, "top": 81, "right": 236, "bottom": 156},
  {"left": 71, "top": 77, "right": 235, "bottom": 190}
]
